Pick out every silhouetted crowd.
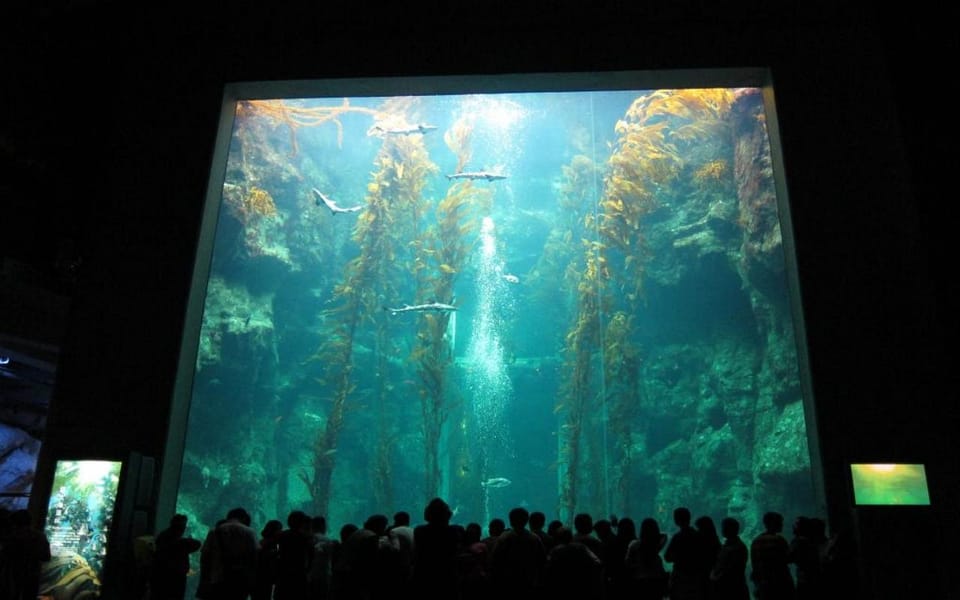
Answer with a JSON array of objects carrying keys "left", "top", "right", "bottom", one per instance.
[
  {"left": 0, "top": 508, "right": 52, "bottom": 600},
  {"left": 142, "top": 498, "right": 859, "bottom": 600}
]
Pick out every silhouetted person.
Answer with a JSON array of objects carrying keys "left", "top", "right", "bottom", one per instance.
[
  {"left": 275, "top": 510, "right": 314, "bottom": 600},
  {"left": 330, "top": 523, "right": 359, "bottom": 600},
  {"left": 710, "top": 517, "right": 749, "bottom": 600},
  {"left": 412, "top": 497, "right": 461, "bottom": 599},
  {"left": 362, "top": 513, "right": 402, "bottom": 600},
  {"left": 489, "top": 506, "right": 546, "bottom": 593},
  {"left": 750, "top": 512, "right": 794, "bottom": 600},
  {"left": 196, "top": 518, "right": 226, "bottom": 599},
  {"left": 199, "top": 507, "right": 259, "bottom": 600},
  {"left": 594, "top": 518, "right": 615, "bottom": 546},
  {"left": 481, "top": 517, "right": 505, "bottom": 558},
  {"left": 788, "top": 516, "right": 825, "bottom": 600},
  {"left": 594, "top": 517, "right": 617, "bottom": 590},
  {"left": 604, "top": 516, "right": 636, "bottom": 599},
  {"left": 529, "top": 511, "right": 555, "bottom": 553},
  {"left": 150, "top": 513, "right": 202, "bottom": 600},
  {"left": 665, "top": 507, "right": 704, "bottom": 600},
  {"left": 820, "top": 521, "right": 857, "bottom": 600},
  {"left": 547, "top": 519, "right": 564, "bottom": 541},
  {"left": 387, "top": 510, "right": 412, "bottom": 535},
  {"left": 338, "top": 514, "right": 384, "bottom": 600},
  {"left": 308, "top": 515, "right": 336, "bottom": 600},
  {"left": 457, "top": 522, "right": 490, "bottom": 600},
  {"left": 387, "top": 511, "right": 415, "bottom": 593},
  {"left": 542, "top": 525, "right": 603, "bottom": 600},
  {"left": 572, "top": 512, "right": 604, "bottom": 559},
  {"left": 695, "top": 515, "right": 721, "bottom": 597},
  {"left": 625, "top": 517, "right": 669, "bottom": 600},
  {"left": 0, "top": 509, "right": 51, "bottom": 600},
  {"left": 253, "top": 519, "right": 283, "bottom": 600}
]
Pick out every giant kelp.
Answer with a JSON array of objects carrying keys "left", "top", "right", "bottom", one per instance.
[
  {"left": 238, "top": 99, "right": 382, "bottom": 156},
  {"left": 444, "top": 117, "right": 474, "bottom": 174},
  {"left": 554, "top": 154, "right": 609, "bottom": 520},
  {"left": 369, "top": 131, "right": 439, "bottom": 510},
  {"left": 304, "top": 114, "right": 438, "bottom": 517},
  {"left": 526, "top": 154, "right": 601, "bottom": 342},
  {"left": 558, "top": 89, "right": 738, "bottom": 518},
  {"left": 414, "top": 179, "right": 491, "bottom": 500}
]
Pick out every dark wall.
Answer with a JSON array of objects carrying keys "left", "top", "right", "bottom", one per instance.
[{"left": 4, "top": 3, "right": 954, "bottom": 598}]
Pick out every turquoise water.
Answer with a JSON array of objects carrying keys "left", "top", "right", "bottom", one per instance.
[{"left": 175, "top": 86, "right": 817, "bottom": 543}]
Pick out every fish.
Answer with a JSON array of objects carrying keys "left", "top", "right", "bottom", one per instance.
[
  {"left": 370, "top": 123, "right": 438, "bottom": 135},
  {"left": 503, "top": 274, "right": 520, "bottom": 284},
  {"left": 384, "top": 302, "right": 457, "bottom": 315},
  {"left": 312, "top": 188, "right": 364, "bottom": 214},
  {"left": 445, "top": 171, "right": 508, "bottom": 182},
  {"left": 480, "top": 477, "right": 512, "bottom": 489}
]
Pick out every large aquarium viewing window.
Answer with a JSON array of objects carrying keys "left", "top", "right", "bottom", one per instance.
[{"left": 163, "top": 70, "right": 822, "bottom": 539}]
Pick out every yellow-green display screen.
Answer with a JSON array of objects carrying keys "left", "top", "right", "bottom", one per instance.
[{"left": 850, "top": 463, "right": 930, "bottom": 505}]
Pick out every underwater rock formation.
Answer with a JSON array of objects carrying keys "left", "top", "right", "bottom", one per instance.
[
  {"left": 532, "top": 87, "right": 812, "bottom": 531},
  {"left": 0, "top": 422, "right": 40, "bottom": 508},
  {"left": 196, "top": 276, "right": 275, "bottom": 371}
]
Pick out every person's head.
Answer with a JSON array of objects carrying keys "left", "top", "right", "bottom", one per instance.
[
  {"left": 695, "top": 515, "right": 717, "bottom": 538},
  {"left": 594, "top": 518, "right": 613, "bottom": 540},
  {"left": 673, "top": 507, "right": 691, "bottom": 528},
  {"left": 169, "top": 513, "right": 188, "bottom": 535},
  {"left": 793, "top": 516, "right": 811, "bottom": 537},
  {"left": 393, "top": 511, "right": 410, "bottom": 527},
  {"left": 529, "top": 511, "right": 546, "bottom": 531},
  {"left": 720, "top": 517, "right": 740, "bottom": 540},
  {"left": 616, "top": 517, "right": 637, "bottom": 540},
  {"left": 464, "top": 522, "right": 482, "bottom": 545},
  {"left": 340, "top": 523, "right": 359, "bottom": 543},
  {"left": 553, "top": 526, "right": 573, "bottom": 545},
  {"left": 547, "top": 519, "right": 563, "bottom": 536},
  {"left": 226, "top": 507, "right": 251, "bottom": 526},
  {"left": 287, "top": 510, "right": 311, "bottom": 532},
  {"left": 364, "top": 514, "right": 389, "bottom": 536},
  {"left": 312, "top": 515, "right": 327, "bottom": 535},
  {"left": 573, "top": 513, "right": 593, "bottom": 535},
  {"left": 424, "top": 497, "right": 453, "bottom": 525},
  {"left": 261, "top": 519, "right": 283, "bottom": 539},
  {"left": 762, "top": 511, "right": 784, "bottom": 534},
  {"left": 809, "top": 517, "right": 827, "bottom": 543},
  {"left": 487, "top": 518, "right": 506, "bottom": 537},
  {"left": 640, "top": 518, "right": 663, "bottom": 546},
  {"left": 508, "top": 507, "right": 530, "bottom": 531}
]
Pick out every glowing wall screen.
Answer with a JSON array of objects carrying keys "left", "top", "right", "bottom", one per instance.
[
  {"left": 850, "top": 463, "right": 930, "bottom": 506},
  {"left": 45, "top": 459, "right": 122, "bottom": 580}
]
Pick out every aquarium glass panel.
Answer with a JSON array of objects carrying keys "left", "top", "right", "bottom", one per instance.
[
  {"left": 45, "top": 459, "right": 121, "bottom": 583},
  {"left": 172, "top": 73, "right": 820, "bottom": 543},
  {"left": 851, "top": 463, "right": 930, "bottom": 506}
]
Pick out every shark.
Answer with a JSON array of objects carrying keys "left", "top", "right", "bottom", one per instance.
[
  {"left": 312, "top": 188, "right": 364, "bottom": 215},
  {"left": 480, "top": 477, "right": 512, "bottom": 489},
  {"left": 445, "top": 171, "right": 508, "bottom": 182},
  {"left": 384, "top": 302, "right": 457, "bottom": 315},
  {"left": 370, "top": 123, "right": 438, "bottom": 136}
]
